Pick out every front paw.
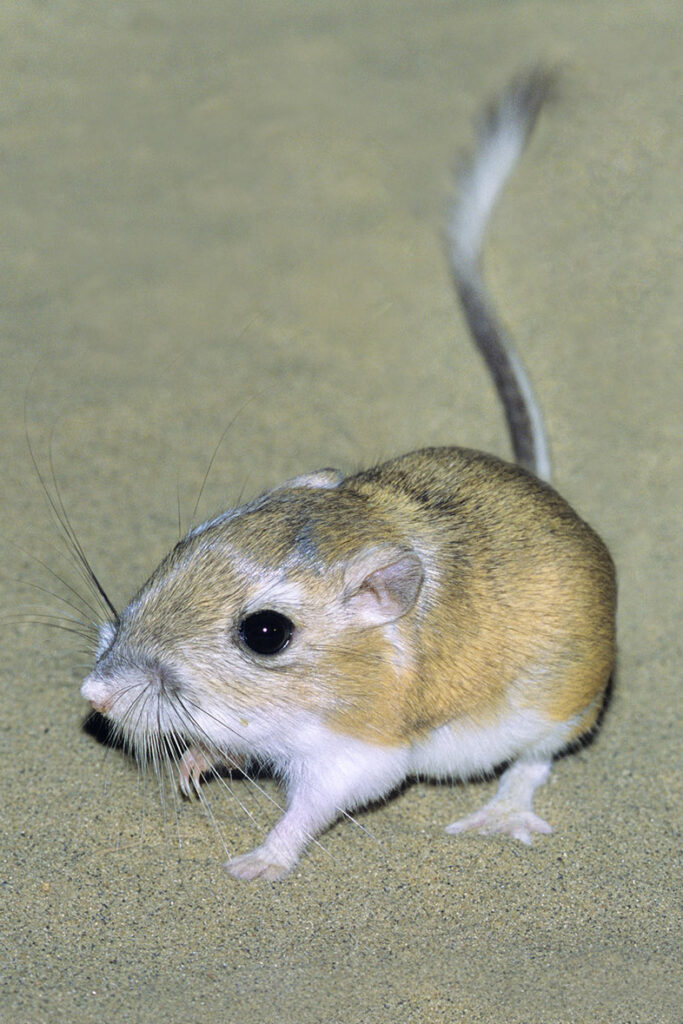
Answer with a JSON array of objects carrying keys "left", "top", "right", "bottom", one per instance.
[
  {"left": 178, "top": 747, "right": 213, "bottom": 798},
  {"left": 226, "top": 846, "right": 295, "bottom": 882},
  {"left": 178, "top": 747, "right": 243, "bottom": 798}
]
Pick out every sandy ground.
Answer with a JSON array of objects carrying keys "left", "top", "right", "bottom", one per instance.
[{"left": 1, "top": 2, "right": 680, "bottom": 1022}]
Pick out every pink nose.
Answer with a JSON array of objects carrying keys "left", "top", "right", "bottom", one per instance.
[{"left": 80, "top": 675, "right": 111, "bottom": 714}]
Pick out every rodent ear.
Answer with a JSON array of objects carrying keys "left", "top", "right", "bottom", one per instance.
[
  {"left": 344, "top": 546, "right": 423, "bottom": 627},
  {"left": 280, "top": 468, "right": 344, "bottom": 490}
]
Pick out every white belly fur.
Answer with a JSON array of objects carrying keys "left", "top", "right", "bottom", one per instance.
[{"left": 407, "top": 708, "right": 579, "bottom": 781}]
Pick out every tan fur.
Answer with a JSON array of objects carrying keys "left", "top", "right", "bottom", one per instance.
[{"left": 324, "top": 446, "right": 616, "bottom": 744}]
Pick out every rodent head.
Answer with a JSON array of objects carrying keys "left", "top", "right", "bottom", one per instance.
[{"left": 80, "top": 476, "right": 424, "bottom": 761}]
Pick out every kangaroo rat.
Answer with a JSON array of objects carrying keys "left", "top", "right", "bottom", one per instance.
[{"left": 81, "top": 69, "right": 616, "bottom": 881}]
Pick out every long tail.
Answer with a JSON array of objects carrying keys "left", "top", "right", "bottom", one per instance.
[{"left": 446, "top": 67, "right": 554, "bottom": 482}]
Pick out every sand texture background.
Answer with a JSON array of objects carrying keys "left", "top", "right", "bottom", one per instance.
[{"left": 1, "top": 2, "right": 680, "bottom": 1022}]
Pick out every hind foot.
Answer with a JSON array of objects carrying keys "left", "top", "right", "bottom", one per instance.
[
  {"left": 446, "top": 806, "right": 552, "bottom": 844},
  {"left": 446, "top": 758, "right": 553, "bottom": 845}
]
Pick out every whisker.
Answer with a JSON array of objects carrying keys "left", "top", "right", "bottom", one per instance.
[
  {"left": 23, "top": 396, "right": 118, "bottom": 622},
  {"left": 6, "top": 615, "right": 97, "bottom": 643},
  {"left": 5, "top": 606, "right": 91, "bottom": 627},
  {"left": 187, "top": 341, "right": 280, "bottom": 531},
  {"left": 4, "top": 560, "right": 103, "bottom": 625},
  {"left": 4, "top": 599, "right": 94, "bottom": 633},
  {"left": 207, "top": 769, "right": 262, "bottom": 832},
  {"left": 47, "top": 428, "right": 118, "bottom": 620},
  {"left": 176, "top": 476, "right": 183, "bottom": 542},
  {"left": 193, "top": 784, "right": 232, "bottom": 859},
  {"left": 189, "top": 394, "right": 258, "bottom": 530}
]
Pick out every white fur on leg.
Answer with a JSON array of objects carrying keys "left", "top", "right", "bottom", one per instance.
[
  {"left": 226, "top": 728, "right": 410, "bottom": 881},
  {"left": 445, "top": 758, "right": 553, "bottom": 844}
]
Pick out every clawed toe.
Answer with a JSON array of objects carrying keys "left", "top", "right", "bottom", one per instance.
[
  {"left": 178, "top": 748, "right": 213, "bottom": 798},
  {"left": 178, "top": 748, "right": 244, "bottom": 798}
]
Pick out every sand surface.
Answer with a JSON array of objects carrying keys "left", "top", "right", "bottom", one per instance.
[{"left": 1, "top": 2, "right": 680, "bottom": 1022}]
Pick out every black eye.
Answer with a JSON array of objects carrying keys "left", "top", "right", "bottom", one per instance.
[{"left": 239, "top": 610, "right": 294, "bottom": 656}]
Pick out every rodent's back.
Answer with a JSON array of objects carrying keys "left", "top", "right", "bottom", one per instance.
[{"left": 342, "top": 447, "right": 616, "bottom": 738}]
